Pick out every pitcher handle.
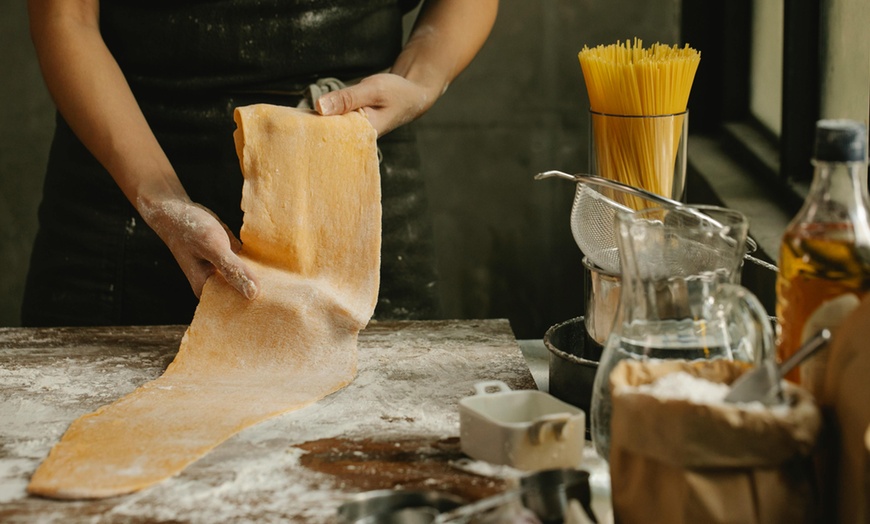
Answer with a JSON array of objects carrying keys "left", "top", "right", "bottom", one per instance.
[{"left": 716, "top": 283, "right": 775, "bottom": 365}]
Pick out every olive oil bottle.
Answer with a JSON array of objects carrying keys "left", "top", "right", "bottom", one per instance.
[{"left": 776, "top": 120, "right": 870, "bottom": 396}]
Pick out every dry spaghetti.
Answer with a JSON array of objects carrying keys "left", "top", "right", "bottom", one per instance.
[{"left": 579, "top": 39, "right": 700, "bottom": 207}]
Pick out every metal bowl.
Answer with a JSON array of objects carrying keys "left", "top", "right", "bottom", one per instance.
[{"left": 336, "top": 490, "right": 466, "bottom": 524}]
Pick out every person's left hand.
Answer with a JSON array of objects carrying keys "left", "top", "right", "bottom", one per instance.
[{"left": 315, "top": 73, "right": 440, "bottom": 136}]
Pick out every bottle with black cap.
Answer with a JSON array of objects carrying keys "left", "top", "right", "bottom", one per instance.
[{"left": 776, "top": 119, "right": 870, "bottom": 397}]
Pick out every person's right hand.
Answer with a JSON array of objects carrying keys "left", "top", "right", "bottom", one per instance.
[{"left": 140, "top": 198, "right": 259, "bottom": 300}]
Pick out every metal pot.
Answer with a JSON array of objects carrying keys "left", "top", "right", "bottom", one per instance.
[
  {"left": 583, "top": 256, "right": 622, "bottom": 346},
  {"left": 544, "top": 317, "right": 601, "bottom": 438}
]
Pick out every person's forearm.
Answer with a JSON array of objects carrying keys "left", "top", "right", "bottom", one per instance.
[
  {"left": 390, "top": 0, "right": 498, "bottom": 106},
  {"left": 28, "top": 1, "right": 259, "bottom": 300},
  {"left": 28, "top": 0, "right": 187, "bottom": 212}
]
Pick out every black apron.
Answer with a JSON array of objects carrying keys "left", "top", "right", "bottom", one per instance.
[{"left": 22, "top": 0, "right": 438, "bottom": 326}]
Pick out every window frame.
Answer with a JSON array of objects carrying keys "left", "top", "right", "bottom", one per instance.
[
  {"left": 679, "top": 0, "right": 826, "bottom": 309},
  {"left": 682, "top": 0, "right": 820, "bottom": 212}
]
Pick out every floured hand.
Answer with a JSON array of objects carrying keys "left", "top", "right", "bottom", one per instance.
[{"left": 139, "top": 198, "right": 259, "bottom": 300}]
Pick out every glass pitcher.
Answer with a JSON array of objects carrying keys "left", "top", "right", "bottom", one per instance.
[{"left": 590, "top": 205, "right": 774, "bottom": 460}]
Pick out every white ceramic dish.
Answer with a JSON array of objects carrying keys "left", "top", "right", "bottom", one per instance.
[{"left": 459, "top": 380, "right": 585, "bottom": 471}]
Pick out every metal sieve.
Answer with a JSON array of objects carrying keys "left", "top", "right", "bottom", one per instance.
[{"left": 535, "top": 170, "right": 779, "bottom": 274}]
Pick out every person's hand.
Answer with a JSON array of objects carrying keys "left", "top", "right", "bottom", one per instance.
[
  {"left": 139, "top": 199, "right": 259, "bottom": 300},
  {"left": 315, "top": 73, "right": 439, "bottom": 136},
  {"left": 315, "top": 0, "right": 497, "bottom": 137}
]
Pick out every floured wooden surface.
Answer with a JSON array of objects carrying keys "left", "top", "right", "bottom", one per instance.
[{"left": 0, "top": 320, "right": 535, "bottom": 522}]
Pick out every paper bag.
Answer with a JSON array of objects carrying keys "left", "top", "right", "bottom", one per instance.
[
  {"left": 819, "top": 293, "right": 870, "bottom": 523},
  {"left": 609, "top": 360, "right": 822, "bottom": 524}
]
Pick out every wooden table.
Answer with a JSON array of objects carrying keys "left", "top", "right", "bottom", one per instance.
[{"left": 0, "top": 319, "right": 536, "bottom": 523}]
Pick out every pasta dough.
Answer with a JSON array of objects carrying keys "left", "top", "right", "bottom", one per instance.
[{"left": 27, "top": 105, "right": 381, "bottom": 499}]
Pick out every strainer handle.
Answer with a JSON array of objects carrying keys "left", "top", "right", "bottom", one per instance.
[{"left": 536, "top": 170, "right": 681, "bottom": 207}]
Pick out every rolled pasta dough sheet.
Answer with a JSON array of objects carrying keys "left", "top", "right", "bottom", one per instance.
[{"left": 27, "top": 105, "right": 381, "bottom": 499}]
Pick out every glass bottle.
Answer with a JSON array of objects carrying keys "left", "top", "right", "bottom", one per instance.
[{"left": 776, "top": 119, "right": 870, "bottom": 395}]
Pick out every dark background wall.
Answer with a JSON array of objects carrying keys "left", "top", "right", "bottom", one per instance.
[
  {"left": 0, "top": 0, "right": 680, "bottom": 339},
  {"left": 1, "top": 0, "right": 56, "bottom": 328}
]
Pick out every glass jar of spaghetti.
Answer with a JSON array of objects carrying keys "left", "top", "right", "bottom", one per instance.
[{"left": 776, "top": 119, "right": 870, "bottom": 397}]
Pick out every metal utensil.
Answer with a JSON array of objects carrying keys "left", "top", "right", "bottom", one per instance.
[
  {"left": 432, "top": 468, "right": 598, "bottom": 524},
  {"left": 431, "top": 489, "right": 521, "bottom": 524},
  {"left": 724, "top": 328, "right": 832, "bottom": 405},
  {"left": 520, "top": 468, "right": 597, "bottom": 524},
  {"left": 337, "top": 490, "right": 466, "bottom": 524},
  {"left": 534, "top": 170, "right": 779, "bottom": 274}
]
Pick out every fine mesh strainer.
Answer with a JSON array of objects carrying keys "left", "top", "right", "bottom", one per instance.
[
  {"left": 570, "top": 184, "right": 624, "bottom": 273},
  {"left": 535, "top": 170, "right": 779, "bottom": 274}
]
